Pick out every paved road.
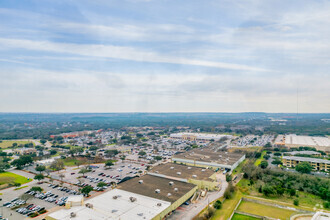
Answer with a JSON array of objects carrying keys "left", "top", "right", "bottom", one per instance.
[{"left": 168, "top": 173, "right": 228, "bottom": 220}]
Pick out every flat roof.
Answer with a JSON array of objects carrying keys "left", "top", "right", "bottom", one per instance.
[
  {"left": 117, "top": 174, "right": 196, "bottom": 203},
  {"left": 285, "top": 135, "right": 330, "bottom": 147},
  {"left": 149, "top": 163, "right": 215, "bottom": 181},
  {"left": 170, "top": 133, "right": 231, "bottom": 139},
  {"left": 286, "top": 151, "right": 321, "bottom": 155},
  {"left": 282, "top": 156, "right": 330, "bottom": 164},
  {"left": 47, "top": 189, "right": 171, "bottom": 220},
  {"left": 172, "top": 148, "right": 245, "bottom": 166}
]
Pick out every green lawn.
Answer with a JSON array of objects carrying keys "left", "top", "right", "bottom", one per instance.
[
  {"left": 254, "top": 151, "right": 266, "bottom": 166},
  {"left": 0, "top": 172, "right": 32, "bottom": 185},
  {"left": 0, "top": 140, "right": 34, "bottom": 149},
  {"left": 232, "top": 213, "right": 261, "bottom": 220},
  {"left": 211, "top": 191, "right": 243, "bottom": 220},
  {"left": 237, "top": 200, "right": 297, "bottom": 220}
]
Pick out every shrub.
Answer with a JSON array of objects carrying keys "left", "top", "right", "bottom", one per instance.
[
  {"left": 293, "top": 199, "right": 299, "bottom": 206},
  {"left": 39, "top": 209, "right": 47, "bottom": 214},
  {"left": 213, "top": 200, "right": 222, "bottom": 209},
  {"left": 324, "top": 201, "right": 330, "bottom": 209}
]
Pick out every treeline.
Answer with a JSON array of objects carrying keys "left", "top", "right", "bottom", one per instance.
[{"left": 242, "top": 163, "right": 330, "bottom": 201}]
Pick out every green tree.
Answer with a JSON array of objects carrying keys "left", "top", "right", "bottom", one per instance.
[
  {"left": 31, "top": 186, "right": 43, "bottom": 192},
  {"left": 0, "top": 162, "right": 10, "bottom": 172},
  {"left": 154, "top": 156, "right": 162, "bottom": 161},
  {"left": 34, "top": 174, "right": 44, "bottom": 183},
  {"left": 295, "top": 162, "right": 313, "bottom": 174},
  {"left": 213, "top": 200, "right": 222, "bottom": 209},
  {"left": 97, "top": 182, "right": 107, "bottom": 188},
  {"left": 40, "top": 139, "right": 47, "bottom": 145},
  {"left": 138, "top": 151, "right": 146, "bottom": 156},
  {"left": 79, "top": 168, "right": 89, "bottom": 176},
  {"left": 81, "top": 185, "right": 93, "bottom": 196},
  {"left": 259, "top": 160, "right": 268, "bottom": 169},
  {"left": 35, "top": 165, "right": 46, "bottom": 174},
  {"left": 293, "top": 199, "right": 299, "bottom": 206},
  {"left": 105, "top": 160, "right": 114, "bottom": 168}
]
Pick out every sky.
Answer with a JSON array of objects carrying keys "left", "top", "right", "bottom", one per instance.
[{"left": 0, "top": 0, "right": 329, "bottom": 113}]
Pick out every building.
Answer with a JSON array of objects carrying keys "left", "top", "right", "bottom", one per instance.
[
  {"left": 117, "top": 174, "right": 198, "bottom": 219},
  {"left": 170, "top": 132, "right": 232, "bottom": 142},
  {"left": 285, "top": 151, "right": 321, "bottom": 156},
  {"left": 14, "top": 147, "right": 37, "bottom": 155},
  {"left": 280, "top": 134, "right": 330, "bottom": 152},
  {"left": 149, "top": 163, "right": 219, "bottom": 190},
  {"left": 172, "top": 148, "right": 245, "bottom": 171},
  {"left": 282, "top": 156, "right": 330, "bottom": 171},
  {"left": 46, "top": 189, "right": 171, "bottom": 220}
]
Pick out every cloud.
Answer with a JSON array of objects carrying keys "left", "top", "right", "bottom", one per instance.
[{"left": 0, "top": 38, "right": 268, "bottom": 72}]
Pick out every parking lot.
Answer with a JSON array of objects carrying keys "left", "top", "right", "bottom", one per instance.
[{"left": 54, "top": 162, "right": 147, "bottom": 188}]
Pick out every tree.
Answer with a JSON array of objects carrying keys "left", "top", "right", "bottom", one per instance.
[
  {"left": 259, "top": 160, "right": 268, "bottom": 169},
  {"left": 153, "top": 156, "right": 162, "bottom": 161},
  {"left": 34, "top": 174, "right": 44, "bottom": 183},
  {"left": 31, "top": 186, "right": 42, "bottom": 192},
  {"left": 226, "top": 174, "right": 232, "bottom": 182},
  {"left": 293, "top": 199, "right": 299, "bottom": 206},
  {"left": 105, "top": 160, "right": 114, "bottom": 168},
  {"left": 50, "top": 159, "right": 64, "bottom": 172},
  {"left": 213, "top": 200, "right": 222, "bottom": 209},
  {"left": 49, "top": 149, "right": 57, "bottom": 155},
  {"left": 80, "top": 185, "right": 93, "bottom": 196},
  {"left": 20, "top": 194, "right": 33, "bottom": 202},
  {"left": 262, "top": 184, "right": 276, "bottom": 196},
  {"left": 255, "top": 152, "right": 262, "bottom": 158},
  {"left": 138, "top": 151, "right": 146, "bottom": 156},
  {"left": 79, "top": 168, "right": 89, "bottom": 176},
  {"left": 105, "top": 149, "right": 119, "bottom": 158},
  {"left": 295, "top": 162, "right": 313, "bottom": 174},
  {"left": 263, "top": 154, "right": 270, "bottom": 160},
  {"left": 35, "top": 165, "right": 46, "bottom": 174},
  {"left": 274, "top": 152, "right": 281, "bottom": 156},
  {"left": 97, "top": 182, "right": 107, "bottom": 188},
  {"left": 40, "top": 139, "right": 47, "bottom": 145},
  {"left": 0, "top": 162, "right": 10, "bottom": 172},
  {"left": 59, "top": 173, "right": 65, "bottom": 182}
]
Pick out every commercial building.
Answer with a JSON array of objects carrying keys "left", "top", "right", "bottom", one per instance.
[
  {"left": 282, "top": 156, "right": 330, "bottom": 171},
  {"left": 149, "top": 163, "right": 219, "bottom": 190},
  {"left": 117, "top": 174, "right": 198, "bottom": 219},
  {"left": 46, "top": 189, "right": 171, "bottom": 220},
  {"left": 170, "top": 133, "right": 231, "bottom": 142},
  {"left": 172, "top": 148, "right": 245, "bottom": 171},
  {"left": 280, "top": 134, "right": 330, "bottom": 152},
  {"left": 14, "top": 147, "right": 37, "bottom": 155}
]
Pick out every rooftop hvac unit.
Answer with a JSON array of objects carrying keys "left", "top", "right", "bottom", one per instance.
[
  {"left": 70, "top": 212, "right": 76, "bottom": 218},
  {"left": 167, "top": 193, "right": 172, "bottom": 197},
  {"left": 112, "top": 209, "right": 118, "bottom": 213},
  {"left": 187, "top": 167, "right": 192, "bottom": 169},
  {"left": 169, "top": 181, "right": 174, "bottom": 186},
  {"left": 129, "top": 197, "right": 137, "bottom": 202},
  {"left": 85, "top": 203, "right": 93, "bottom": 208},
  {"left": 201, "top": 169, "right": 205, "bottom": 172},
  {"left": 157, "top": 203, "right": 162, "bottom": 206},
  {"left": 113, "top": 196, "right": 118, "bottom": 199},
  {"left": 155, "top": 189, "right": 160, "bottom": 193},
  {"left": 192, "top": 175, "right": 197, "bottom": 178},
  {"left": 155, "top": 171, "right": 159, "bottom": 173},
  {"left": 174, "top": 188, "right": 178, "bottom": 192},
  {"left": 176, "top": 172, "right": 181, "bottom": 175},
  {"left": 139, "top": 180, "right": 143, "bottom": 184},
  {"left": 137, "top": 213, "right": 144, "bottom": 216}
]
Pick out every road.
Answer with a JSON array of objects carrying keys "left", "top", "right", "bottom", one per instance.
[{"left": 168, "top": 173, "right": 228, "bottom": 220}]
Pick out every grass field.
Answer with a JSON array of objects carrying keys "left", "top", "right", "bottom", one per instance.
[
  {"left": 0, "top": 172, "right": 32, "bottom": 185},
  {"left": 237, "top": 200, "right": 297, "bottom": 220},
  {"left": 0, "top": 140, "right": 34, "bottom": 149},
  {"left": 231, "top": 213, "right": 260, "bottom": 220},
  {"left": 254, "top": 151, "right": 266, "bottom": 166},
  {"left": 210, "top": 191, "right": 243, "bottom": 220}
]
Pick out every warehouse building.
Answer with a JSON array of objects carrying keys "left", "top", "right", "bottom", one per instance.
[
  {"left": 281, "top": 134, "right": 330, "bottom": 152},
  {"left": 170, "top": 132, "right": 232, "bottom": 142},
  {"left": 46, "top": 189, "right": 171, "bottom": 220},
  {"left": 117, "top": 174, "right": 198, "bottom": 219},
  {"left": 172, "top": 148, "right": 245, "bottom": 170},
  {"left": 149, "top": 163, "right": 219, "bottom": 190},
  {"left": 282, "top": 156, "right": 330, "bottom": 171}
]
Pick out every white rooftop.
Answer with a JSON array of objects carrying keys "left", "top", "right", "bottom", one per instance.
[
  {"left": 47, "top": 189, "right": 171, "bottom": 220},
  {"left": 285, "top": 135, "right": 330, "bottom": 147},
  {"left": 170, "top": 133, "right": 231, "bottom": 140}
]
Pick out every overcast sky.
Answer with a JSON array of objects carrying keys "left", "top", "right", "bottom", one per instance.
[{"left": 0, "top": 0, "right": 329, "bottom": 113}]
